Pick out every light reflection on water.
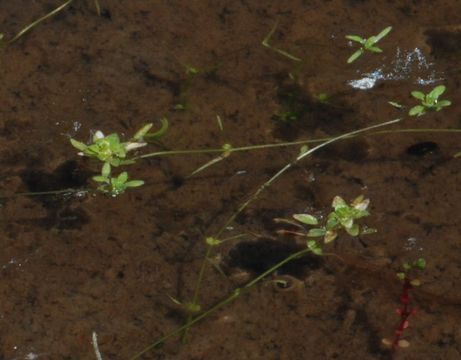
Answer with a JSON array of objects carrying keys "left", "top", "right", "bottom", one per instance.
[{"left": 348, "top": 47, "right": 443, "bottom": 90}]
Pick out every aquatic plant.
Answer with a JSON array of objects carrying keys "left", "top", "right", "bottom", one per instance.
[
  {"left": 69, "top": 120, "right": 168, "bottom": 196},
  {"left": 92, "top": 163, "right": 144, "bottom": 197},
  {"left": 382, "top": 258, "right": 426, "bottom": 352},
  {"left": 71, "top": 127, "right": 149, "bottom": 167},
  {"left": 130, "top": 194, "right": 379, "bottom": 359},
  {"left": 286, "top": 195, "right": 376, "bottom": 243},
  {"left": 346, "top": 26, "right": 392, "bottom": 63},
  {"left": 276, "top": 195, "right": 376, "bottom": 254},
  {"left": 409, "top": 85, "right": 451, "bottom": 117},
  {"left": 129, "top": 119, "right": 401, "bottom": 359}
]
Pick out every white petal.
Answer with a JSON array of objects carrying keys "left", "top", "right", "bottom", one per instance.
[{"left": 94, "top": 130, "right": 105, "bottom": 140}]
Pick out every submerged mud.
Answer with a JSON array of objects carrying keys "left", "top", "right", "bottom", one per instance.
[{"left": 1, "top": 1, "right": 461, "bottom": 359}]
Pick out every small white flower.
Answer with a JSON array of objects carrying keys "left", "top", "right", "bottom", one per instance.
[{"left": 93, "top": 130, "right": 105, "bottom": 141}]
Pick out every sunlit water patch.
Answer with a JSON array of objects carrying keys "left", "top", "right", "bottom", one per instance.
[{"left": 348, "top": 47, "right": 443, "bottom": 90}]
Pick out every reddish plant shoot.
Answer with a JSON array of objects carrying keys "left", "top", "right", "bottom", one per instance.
[{"left": 382, "top": 258, "right": 426, "bottom": 354}]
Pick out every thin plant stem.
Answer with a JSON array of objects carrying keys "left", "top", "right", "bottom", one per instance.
[
  {"left": 131, "top": 117, "right": 401, "bottom": 357},
  {"left": 178, "top": 117, "right": 401, "bottom": 347},
  {"left": 218, "top": 118, "right": 402, "bottom": 234},
  {"left": 94, "top": 0, "right": 101, "bottom": 16},
  {"left": 181, "top": 245, "right": 213, "bottom": 342},
  {"left": 7, "top": 0, "right": 74, "bottom": 45},
  {"left": 129, "top": 247, "right": 311, "bottom": 360},
  {"left": 0, "top": 188, "right": 90, "bottom": 200},
  {"left": 5, "top": 128, "right": 460, "bottom": 199},
  {"left": 136, "top": 128, "right": 461, "bottom": 161},
  {"left": 262, "top": 20, "right": 302, "bottom": 62}
]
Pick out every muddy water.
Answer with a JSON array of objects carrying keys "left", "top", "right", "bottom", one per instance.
[{"left": 1, "top": 1, "right": 461, "bottom": 359}]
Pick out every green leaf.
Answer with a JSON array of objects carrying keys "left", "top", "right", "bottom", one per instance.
[
  {"left": 102, "top": 162, "right": 111, "bottom": 177},
  {"left": 408, "top": 105, "right": 425, "bottom": 116},
  {"left": 105, "top": 133, "right": 120, "bottom": 144},
  {"left": 415, "top": 258, "right": 426, "bottom": 269},
  {"left": 326, "top": 214, "right": 339, "bottom": 230},
  {"left": 132, "top": 123, "right": 153, "bottom": 141},
  {"left": 429, "top": 85, "right": 446, "bottom": 99},
  {"left": 347, "top": 49, "right": 364, "bottom": 64},
  {"left": 353, "top": 209, "right": 369, "bottom": 219},
  {"left": 117, "top": 172, "right": 128, "bottom": 183},
  {"left": 345, "top": 35, "right": 365, "bottom": 43},
  {"left": 293, "top": 213, "right": 318, "bottom": 225},
  {"left": 365, "top": 36, "right": 377, "bottom": 47},
  {"left": 345, "top": 223, "right": 360, "bottom": 236},
  {"left": 367, "top": 46, "right": 383, "bottom": 53},
  {"left": 125, "top": 180, "right": 144, "bottom": 188},
  {"left": 436, "top": 99, "right": 451, "bottom": 108},
  {"left": 70, "top": 138, "right": 87, "bottom": 152},
  {"left": 374, "top": 26, "right": 392, "bottom": 42},
  {"left": 92, "top": 175, "right": 108, "bottom": 183},
  {"left": 307, "top": 240, "right": 322, "bottom": 255},
  {"left": 307, "top": 228, "right": 326, "bottom": 237},
  {"left": 206, "top": 237, "right": 221, "bottom": 246},
  {"left": 396, "top": 272, "right": 405, "bottom": 280},
  {"left": 411, "top": 91, "right": 425, "bottom": 101},
  {"left": 109, "top": 158, "right": 122, "bottom": 167},
  {"left": 222, "top": 143, "right": 233, "bottom": 158},
  {"left": 144, "top": 118, "right": 169, "bottom": 141}
]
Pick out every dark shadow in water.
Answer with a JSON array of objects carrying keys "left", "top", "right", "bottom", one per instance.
[
  {"left": 425, "top": 28, "right": 461, "bottom": 57},
  {"left": 271, "top": 79, "right": 354, "bottom": 141},
  {"left": 405, "top": 141, "right": 439, "bottom": 157},
  {"left": 19, "top": 160, "right": 91, "bottom": 229},
  {"left": 226, "top": 238, "right": 322, "bottom": 278}
]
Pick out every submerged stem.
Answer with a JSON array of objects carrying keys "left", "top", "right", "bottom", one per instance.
[
  {"left": 150, "top": 117, "right": 402, "bottom": 358},
  {"left": 129, "top": 247, "right": 311, "bottom": 360},
  {"left": 7, "top": 0, "right": 74, "bottom": 44},
  {"left": 136, "top": 127, "right": 461, "bottom": 161}
]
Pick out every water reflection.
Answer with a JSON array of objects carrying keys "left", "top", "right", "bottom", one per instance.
[{"left": 348, "top": 47, "right": 443, "bottom": 90}]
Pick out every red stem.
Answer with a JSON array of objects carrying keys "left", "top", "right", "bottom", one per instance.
[{"left": 392, "top": 278, "right": 414, "bottom": 352}]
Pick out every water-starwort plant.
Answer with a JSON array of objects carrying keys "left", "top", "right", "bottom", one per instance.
[
  {"left": 69, "top": 120, "right": 168, "bottom": 196},
  {"left": 129, "top": 119, "right": 403, "bottom": 359},
  {"left": 93, "top": 162, "right": 144, "bottom": 197},
  {"left": 408, "top": 85, "right": 451, "bottom": 116},
  {"left": 289, "top": 195, "right": 376, "bottom": 243},
  {"left": 382, "top": 258, "right": 426, "bottom": 352},
  {"left": 346, "top": 26, "right": 392, "bottom": 63}
]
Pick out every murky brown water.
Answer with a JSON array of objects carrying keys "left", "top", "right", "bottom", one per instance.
[{"left": 1, "top": 1, "right": 461, "bottom": 359}]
